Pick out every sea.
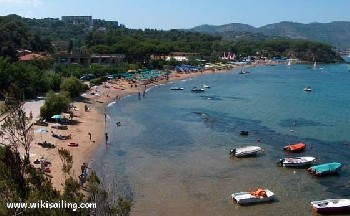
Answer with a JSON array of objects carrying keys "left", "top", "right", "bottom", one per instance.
[{"left": 93, "top": 63, "right": 350, "bottom": 216}]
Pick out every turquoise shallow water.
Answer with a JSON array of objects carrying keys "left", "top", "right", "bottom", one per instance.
[{"left": 93, "top": 64, "right": 350, "bottom": 216}]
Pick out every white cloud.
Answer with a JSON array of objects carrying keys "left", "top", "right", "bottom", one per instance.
[{"left": 0, "top": 0, "right": 42, "bottom": 6}]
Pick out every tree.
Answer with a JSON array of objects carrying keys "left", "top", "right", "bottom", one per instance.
[
  {"left": 1, "top": 86, "right": 32, "bottom": 164},
  {"left": 40, "top": 91, "right": 70, "bottom": 120},
  {"left": 87, "top": 171, "right": 132, "bottom": 216},
  {"left": 60, "top": 77, "right": 87, "bottom": 98},
  {"left": 0, "top": 89, "right": 33, "bottom": 206}
]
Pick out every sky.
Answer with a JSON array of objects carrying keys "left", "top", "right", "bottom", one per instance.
[{"left": 0, "top": 0, "right": 349, "bottom": 30}]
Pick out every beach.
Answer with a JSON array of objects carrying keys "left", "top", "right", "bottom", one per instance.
[{"left": 24, "top": 66, "right": 238, "bottom": 190}]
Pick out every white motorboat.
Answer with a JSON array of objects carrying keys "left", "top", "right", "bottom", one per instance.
[
  {"left": 170, "top": 87, "right": 184, "bottom": 90},
  {"left": 203, "top": 84, "right": 210, "bottom": 88},
  {"left": 303, "top": 86, "right": 312, "bottom": 92},
  {"left": 229, "top": 146, "right": 262, "bottom": 157},
  {"left": 311, "top": 199, "right": 350, "bottom": 214},
  {"left": 278, "top": 156, "right": 316, "bottom": 167},
  {"left": 191, "top": 87, "right": 205, "bottom": 92},
  {"left": 231, "top": 188, "right": 275, "bottom": 204}
]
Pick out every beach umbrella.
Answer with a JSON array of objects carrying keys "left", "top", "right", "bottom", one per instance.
[
  {"left": 34, "top": 128, "right": 48, "bottom": 142},
  {"left": 51, "top": 114, "right": 62, "bottom": 125},
  {"left": 51, "top": 114, "right": 62, "bottom": 119}
]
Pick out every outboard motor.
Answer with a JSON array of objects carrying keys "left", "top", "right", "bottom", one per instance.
[
  {"left": 278, "top": 158, "right": 285, "bottom": 166},
  {"left": 229, "top": 149, "right": 236, "bottom": 155}
]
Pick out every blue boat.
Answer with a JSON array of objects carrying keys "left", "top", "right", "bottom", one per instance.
[{"left": 307, "top": 162, "right": 342, "bottom": 176}]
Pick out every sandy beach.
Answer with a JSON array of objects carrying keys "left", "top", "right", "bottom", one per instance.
[{"left": 23, "top": 66, "right": 242, "bottom": 191}]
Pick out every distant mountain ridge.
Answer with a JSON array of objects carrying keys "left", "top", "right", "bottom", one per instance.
[{"left": 188, "top": 21, "right": 350, "bottom": 49}]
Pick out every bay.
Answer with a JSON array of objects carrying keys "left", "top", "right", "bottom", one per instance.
[{"left": 93, "top": 64, "right": 350, "bottom": 216}]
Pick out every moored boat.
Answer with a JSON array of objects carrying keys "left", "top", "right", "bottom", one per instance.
[
  {"left": 311, "top": 199, "right": 350, "bottom": 214},
  {"left": 203, "top": 84, "right": 210, "bottom": 88},
  {"left": 191, "top": 87, "right": 205, "bottom": 92},
  {"left": 240, "top": 130, "right": 249, "bottom": 136},
  {"left": 230, "top": 146, "right": 262, "bottom": 157},
  {"left": 231, "top": 188, "right": 275, "bottom": 204},
  {"left": 307, "top": 162, "right": 342, "bottom": 176},
  {"left": 278, "top": 156, "right": 316, "bottom": 167},
  {"left": 283, "top": 142, "right": 306, "bottom": 152},
  {"left": 170, "top": 87, "right": 184, "bottom": 90},
  {"left": 303, "top": 86, "right": 312, "bottom": 92}
]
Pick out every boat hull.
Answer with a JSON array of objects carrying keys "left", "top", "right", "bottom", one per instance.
[
  {"left": 311, "top": 199, "right": 350, "bottom": 214},
  {"left": 232, "top": 146, "right": 262, "bottom": 157},
  {"left": 280, "top": 157, "right": 316, "bottom": 167},
  {"left": 191, "top": 89, "right": 205, "bottom": 92},
  {"left": 283, "top": 143, "right": 306, "bottom": 152},
  {"left": 170, "top": 87, "right": 184, "bottom": 90},
  {"left": 232, "top": 189, "right": 275, "bottom": 205},
  {"left": 308, "top": 162, "right": 342, "bottom": 176}
]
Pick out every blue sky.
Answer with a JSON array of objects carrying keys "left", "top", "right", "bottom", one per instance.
[{"left": 0, "top": 0, "right": 349, "bottom": 29}]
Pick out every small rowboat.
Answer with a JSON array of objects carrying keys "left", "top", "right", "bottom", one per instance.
[
  {"left": 283, "top": 142, "right": 306, "bottom": 152},
  {"left": 278, "top": 156, "right": 316, "bottom": 167},
  {"left": 230, "top": 146, "right": 262, "bottom": 157},
  {"left": 311, "top": 199, "right": 350, "bottom": 214},
  {"left": 307, "top": 162, "right": 342, "bottom": 176},
  {"left": 68, "top": 142, "right": 79, "bottom": 147},
  {"left": 231, "top": 188, "right": 275, "bottom": 205}
]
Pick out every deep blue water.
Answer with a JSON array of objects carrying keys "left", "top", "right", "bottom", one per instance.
[{"left": 94, "top": 64, "right": 350, "bottom": 216}]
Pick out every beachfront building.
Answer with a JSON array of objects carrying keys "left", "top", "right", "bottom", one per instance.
[
  {"left": 151, "top": 52, "right": 200, "bottom": 62},
  {"left": 17, "top": 49, "right": 52, "bottom": 62},
  {"left": 61, "top": 16, "right": 93, "bottom": 26},
  {"left": 54, "top": 50, "right": 125, "bottom": 67}
]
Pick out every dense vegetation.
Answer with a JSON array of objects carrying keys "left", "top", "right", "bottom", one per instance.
[{"left": 0, "top": 15, "right": 53, "bottom": 60}]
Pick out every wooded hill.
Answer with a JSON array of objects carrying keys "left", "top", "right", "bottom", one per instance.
[
  {"left": 0, "top": 15, "right": 344, "bottom": 64},
  {"left": 188, "top": 21, "right": 350, "bottom": 49}
]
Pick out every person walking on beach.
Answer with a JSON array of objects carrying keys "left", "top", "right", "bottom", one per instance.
[
  {"left": 81, "top": 163, "right": 88, "bottom": 174},
  {"left": 40, "top": 157, "right": 45, "bottom": 174},
  {"left": 143, "top": 91, "right": 146, "bottom": 98},
  {"left": 88, "top": 132, "right": 91, "bottom": 141},
  {"left": 78, "top": 173, "right": 85, "bottom": 188},
  {"left": 105, "top": 133, "right": 109, "bottom": 144},
  {"left": 138, "top": 92, "right": 141, "bottom": 100}
]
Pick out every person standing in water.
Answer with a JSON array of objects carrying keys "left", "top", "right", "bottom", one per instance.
[{"left": 105, "top": 133, "right": 109, "bottom": 144}]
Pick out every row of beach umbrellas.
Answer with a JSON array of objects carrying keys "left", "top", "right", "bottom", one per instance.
[{"left": 34, "top": 115, "right": 62, "bottom": 142}]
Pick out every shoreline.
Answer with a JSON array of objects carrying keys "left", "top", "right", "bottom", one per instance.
[{"left": 25, "top": 64, "right": 247, "bottom": 191}]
